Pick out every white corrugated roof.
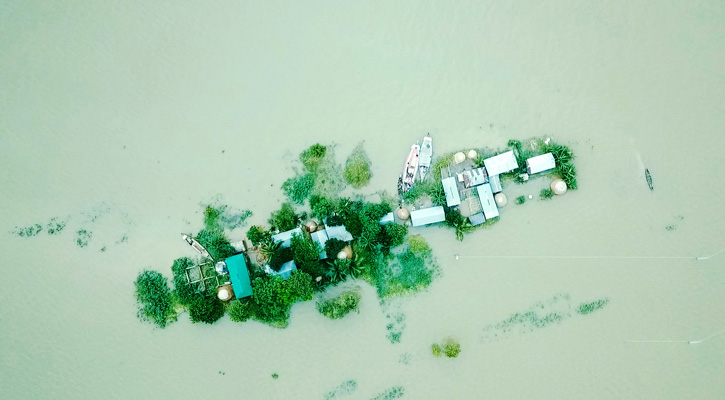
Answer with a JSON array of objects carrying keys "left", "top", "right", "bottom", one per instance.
[
  {"left": 310, "top": 230, "right": 329, "bottom": 259},
  {"left": 476, "top": 184, "right": 500, "bottom": 219},
  {"left": 442, "top": 177, "right": 461, "bottom": 207},
  {"left": 489, "top": 175, "right": 502, "bottom": 193},
  {"left": 410, "top": 206, "right": 446, "bottom": 227},
  {"left": 483, "top": 151, "right": 518, "bottom": 176},
  {"left": 379, "top": 212, "right": 395, "bottom": 225},
  {"left": 526, "top": 153, "right": 556, "bottom": 174},
  {"left": 325, "top": 225, "right": 353, "bottom": 242},
  {"left": 271, "top": 227, "right": 303, "bottom": 247}
]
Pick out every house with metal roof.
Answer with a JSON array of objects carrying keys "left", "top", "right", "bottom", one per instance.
[
  {"left": 526, "top": 153, "right": 556, "bottom": 174},
  {"left": 462, "top": 167, "right": 488, "bottom": 188},
  {"left": 468, "top": 212, "right": 487, "bottom": 226},
  {"left": 277, "top": 260, "right": 297, "bottom": 280},
  {"left": 489, "top": 174, "right": 503, "bottom": 193},
  {"left": 310, "top": 230, "right": 329, "bottom": 259},
  {"left": 442, "top": 176, "right": 461, "bottom": 207},
  {"left": 483, "top": 150, "right": 518, "bottom": 176},
  {"left": 476, "top": 183, "right": 500, "bottom": 219},
  {"left": 225, "top": 253, "right": 253, "bottom": 299},
  {"left": 271, "top": 227, "right": 303, "bottom": 247},
  {"left": 325, "top": 224, "right": 353, "bottom": 242},
  {"left": 410, "top": 206, "right": 446, "bottom": 227}
]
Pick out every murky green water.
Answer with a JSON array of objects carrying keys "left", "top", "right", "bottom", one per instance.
[{"left": 2, "top": 1, "right": 724, "bottom": 399}]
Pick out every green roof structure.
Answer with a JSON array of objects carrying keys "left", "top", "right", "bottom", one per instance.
[{"left": 225, "top": 253, "right": 252, "bottom": 299}]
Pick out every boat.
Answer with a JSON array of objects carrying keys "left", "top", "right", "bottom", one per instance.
[
  {"left": 645, "top": 168, "right": 654, "bottom": 191},
  {"left": 418, "top": 134, "right": 433, "bottom": 181},
  {"left": 400, "top": 142, "right": 420, "bottom": 193},
  {"left": 182, "top": 233, "right": 213, "bottom": 259}
]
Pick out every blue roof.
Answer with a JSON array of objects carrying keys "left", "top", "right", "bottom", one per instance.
[
  {"left": 325, "top": 224, "right": 353, "bottom": 241},
  {"left": 271, "top": 227, "right": 303, "bottom": 247},
  {"left": 225, "top": 254, "right": 252, "bottom": 298}
]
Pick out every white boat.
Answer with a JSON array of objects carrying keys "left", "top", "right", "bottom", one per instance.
[
  {"left": 182, "top": 233, "right": 213, "bottom": 259},
  {"left": 418, "top": 134, "right": 433, "bottom": 181}
]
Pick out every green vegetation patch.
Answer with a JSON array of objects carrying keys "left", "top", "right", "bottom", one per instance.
[
  {"left": 369, "top": 386, "right": 405, "bottom": 400},
  {"left": 246, "top": 225, "right": 271, "bottom": 246},
  {"left": 325, "top": 380, "right": 358, "bottom": 400},
  {"left": 317, "top": 289, "right": 362, "bottom": 319},
  {"left": 432, "top": 337, "right": 461, "bottom": 358},
  {"left": 300, "top": 143, "right": 327, "bottom": 171},
  {"left": 515, "top": 196, "right": 526, "bottom": 205},
  {"left": 135, "top": 270, "right": 177, "bottom": 328},
  {"left": 46, "top": 217, "right": 68, "bottom": 235},
  {"left": 13, "top": 223, "right": 43, "bottom": 237},
  {"left": 577, "top": 298, "right": 609, "bottom": 315},
  {"left": 539, "top": 188, "right": 554, "bottom": 200},
  {"left": 268, "top": 202, "right": 301, "bottom": 232},
  {"left": 543, "top": 141, "right": 577, "bottom": 190},
  {"left": 249, "top": 271, "right": 315, "bottom": 326},
  {"left": 344, "top": 142, "right": 373, "bottom": 189},
  {"left": 481, "top": 294, "right": 572, "bottom": 342}
]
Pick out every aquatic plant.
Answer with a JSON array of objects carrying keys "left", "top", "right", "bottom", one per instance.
[
  {"left": 75, "top": 229, "right": 92, "bottom": 247},
  {"left": 515, "top": 196, "right": 526, "bottom": 205},
  {"left": 45, "top": 217, "right": 68, "bottom": 235},
  {"left": 300, "top": 143, "right": 327, "bottom": 171},
  {"left": 481, "top": 294, "right": 572, "bottom": 342},
  {"left": 344, "top": 142, "right": 373, "bottom": 188},
  {"left": 442, "top": 337, "right": 461, "bottom": 358},
  {"left": 407, "top": 235, "right": 430, "bottom": 255},
  {"left": 268, "top": 202, "right": 300, "bottom": 232},
  {"left": 539, "top": 188, "right": 554, "bottom": 200},
  {"left": 431, "top": 343, "right": 442, "bottom": 357},
  {"left": 316, "top": 289, "right": 362, "bottom": 319},
  {"left": 375, "top": 246, "right": 438, "bottom": 299},
  {"left": 195, "top": 227, "right": 236, "bottom": 260},
  {"left": 382, "top": 223, "right": 408, "bottom": 248},
  {"left": 282, "top": 173, "right": 316, "bottom": 204},
  {"left": 13, "top": 223, "right": 43, "bottom": 237},
  {"left": 135, "top": 270, "right": 177, "bottom": 328},
  {"left": 203, "top": 202, "right": 252, "bottom": 230},
  {"left": 577, "top": 298, "right": 609, "bottom": 315},
  {"left": 369, "top": 386, "right": 404, "bottom": 400},
  {"left": 324, "top": 380, "right": 358, "bottom": 400}
]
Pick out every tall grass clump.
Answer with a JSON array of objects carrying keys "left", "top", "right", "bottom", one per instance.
[
  {"left": 544, "top": 141, "right": 578, "bottom": 189},
  {"left": 343, "top": 142, "right": 372, "bottom": 188}
]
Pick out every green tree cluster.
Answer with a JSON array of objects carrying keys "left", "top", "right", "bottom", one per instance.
[
  {"left": 268, "top": 203, "right": 300, "bottom": 232},
  {"left": 246, "top": 225, "right": 271, "bottom": 246},
  {"left": 250, "top": 271, "right": 314, "bottom": 324},
  {"left": 309, "top": 195, "right": 335, "bottom": 219},
  {"left": 290, "top": 233, "right": 325, "bottom": 279}
]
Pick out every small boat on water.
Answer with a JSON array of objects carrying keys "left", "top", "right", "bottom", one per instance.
[
  {"left": 418, "top": 134, "right": 433, "bottom": 181},
  {"left": 182, "top": 233, "right": 213, "bottom": 259},
  {"left": 645, "top": 168, "right": 654, "bottom": 191},
  {"left": 401, "top": 142, "right": 420, "bottom": 193}
]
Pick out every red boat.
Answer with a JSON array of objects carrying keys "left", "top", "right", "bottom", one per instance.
[{"left": 400, "top": 142, "right": 420, "bottom": 193}]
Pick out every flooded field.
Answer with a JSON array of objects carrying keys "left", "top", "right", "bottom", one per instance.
[{"left": 1, "top": 1, "right": 724, "bottom": 399}]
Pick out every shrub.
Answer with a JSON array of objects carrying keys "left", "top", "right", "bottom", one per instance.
[
  {"left": 431, "top": 343, "right": 442, "bottom": 357},
  {"left": 442, "top": 337, "right": 461, "bottom": 358},
  {"left": 290, "top": 233, "right": 325, "bottom": 278},
  {"left": 285, "top": 271, "right": 315, "bottom": 302},
  {"left": 251, "top": 275, "right": 292, "bottom": 324},
  {"left": 316, "top": 289, "right": 361, "bottom": 319},
  {"left": 324, "top": 238, "right": 347, "bottom": 259},
  {"left": 515, "top": 196, "right": 526, "bottom": 205},
  {"left": 343, "top": 143, "right": 372, "bottom": 188},
  {"left": 188, "top": 295, "right": 225, "bottom": 324},
  {"left": 382, "top": 223, "right": 408, "bottom": 248},
  {"left": 269, "top": 246, "right": 294, "bottom": 271},
  {"left": 135, "top": 270, "right": 177, "bottom": 328},
  {"left": 300, "top": 143, "right": 327, "bottom": 171},
  {"left": 227, "top": 299, "right": 254, "bottom": 322},
  {"left": 171, "top": 257, "right": 198, "bottom": 306},
  {"left": 310, "top": 195, "right": 335, "bottom": 219},
  {"left": 282, "top": 173, "right": 315, "bottom": 204},
  {"left": 246, "top": 225, "right": 271, "bottom": 246},
  {"left": 268, "top": 203, "right": 300, "bottom": 232},
  {"left": 540, "top": 188, "right": 554, "bottom": 200}
]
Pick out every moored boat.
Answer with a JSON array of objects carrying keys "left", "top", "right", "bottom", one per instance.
[
  {"left": 418, "top": 134, "right": 433, "bottom": 181},
  {"left": 401, "top": 142, "right": 420, "bottom": 193},
  {"left": 182, "top": 233, "right": 213, "bottom": 259}
]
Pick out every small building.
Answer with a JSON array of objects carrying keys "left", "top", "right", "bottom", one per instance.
[
  {"left": 468, "top": 212, "right": 486, "bottom": 226},
  {"left": 379, "top": 212, "right": 395, "bottom": 225},
  {"left": 483, "top": 151, "right": 518, "bottom": 176},
  {"left": 476, "top": 183, "right": 500, "bottom": 219},
  {"left": 225, "top": 253, "right": 253, "bottom": 299},
  {"left": 489, "top": 174, "right": 503, "bottom": 193},
  {"left": 442, "top": 176, "right": 461, "bottom": 207},
  {"left": 325, "top": 224, "right": 353, "bottom": 242},
  {"left": 461, "top": 167, "right": 488, "bottom": 188},
  {"left": 410, "top": 206, "right": 446, "bottom": 227},
  {"left": 526, "top": 153, "right": 556, "bottom": 174},
  {"left": 310, "top": 230, "right": 329, "bottom": 259},
  {"left": 271, "top": 227, "right": 303, "bottom": 247}
]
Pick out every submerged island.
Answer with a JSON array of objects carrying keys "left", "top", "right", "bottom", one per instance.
[{"left": 134, "top": 136, "right": 578, "bottom": 331}]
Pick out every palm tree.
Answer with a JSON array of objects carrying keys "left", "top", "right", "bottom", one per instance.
[{"left": 259, "top": 239, "right": 281, "bottom": 258}]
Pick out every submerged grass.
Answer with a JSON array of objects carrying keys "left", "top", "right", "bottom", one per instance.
[
  {"left": 324, "top": 380, "right": 358, "bottom": 400},
  {"left": 369, "top": 386, "right": 405, "bottom": 400},
  {"left": 577, "top": 298, "right": 609, "bottom": 315}
]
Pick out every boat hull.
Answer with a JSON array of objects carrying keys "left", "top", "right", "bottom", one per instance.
[
  {"left": 418, "top": 135, "right": 433, "bottom": 181},
  {"left": 401, "top": 144, "right": 420, "bottom": 193}
]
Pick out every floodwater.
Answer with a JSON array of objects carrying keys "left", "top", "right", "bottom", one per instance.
[{"left": 1, "top": 1, "right": 724, "bottom": 399}]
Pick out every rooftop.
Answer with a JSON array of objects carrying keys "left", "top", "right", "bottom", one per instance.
[
  {"left": 483, "top": 150, "right": 518, "bottom": 176},
  {"left": 225, "top": 253, "right": 252, "bottom": 299},
  {"left": 410, "top": 206, "right": 446, "bottom": 227}
]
